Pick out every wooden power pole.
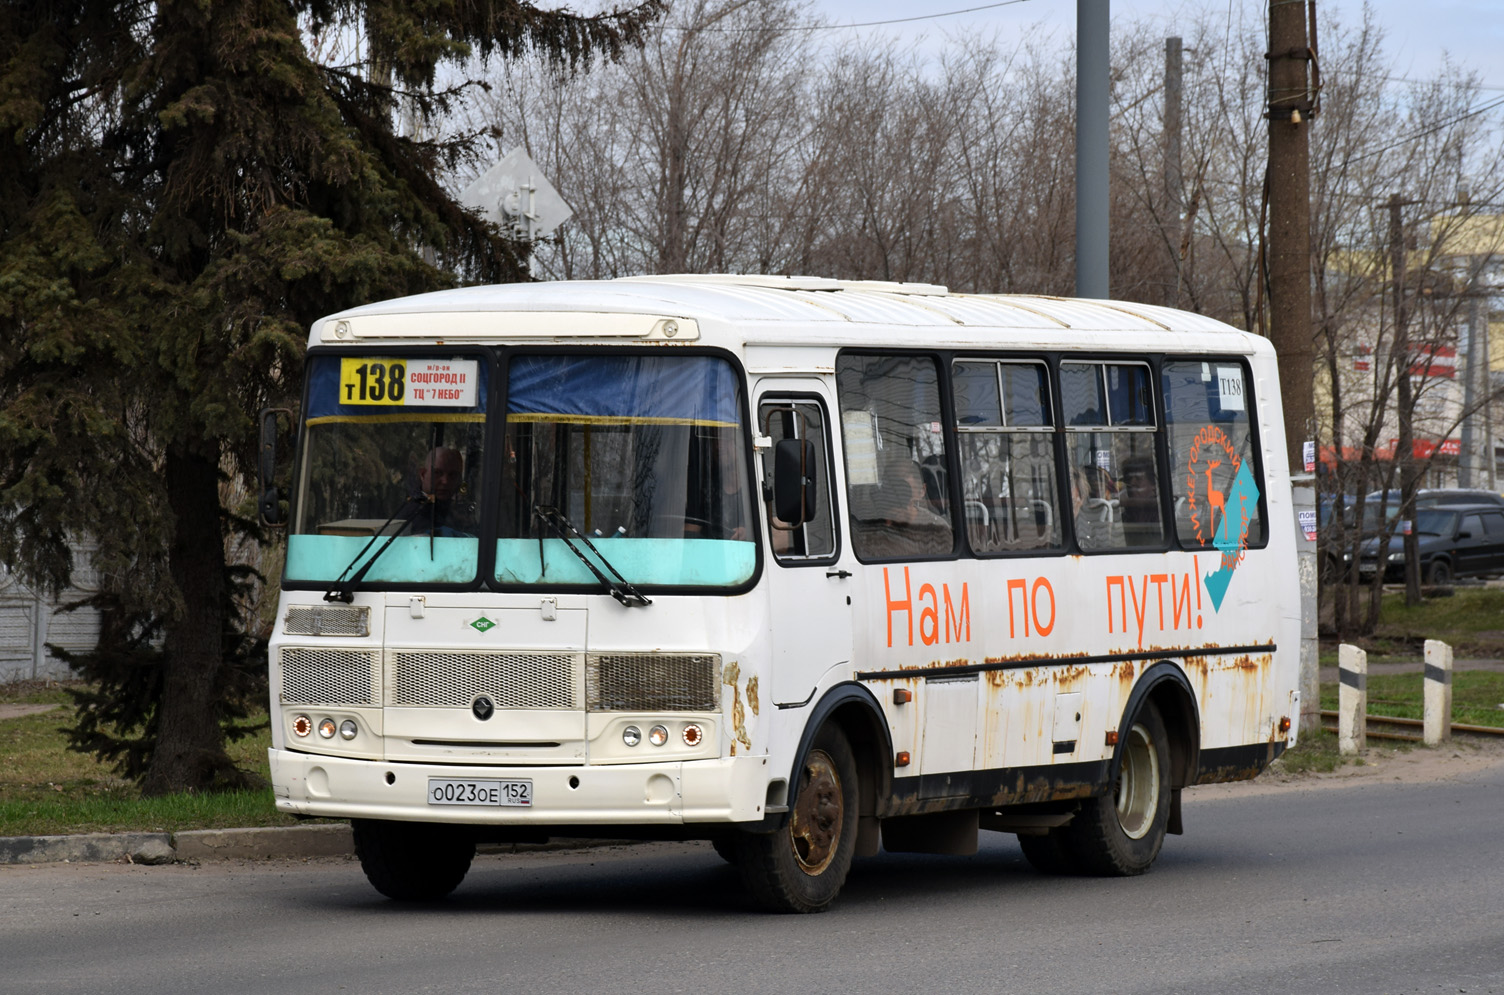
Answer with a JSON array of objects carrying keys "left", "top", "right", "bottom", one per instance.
[{"left": 1266, "top": 0, "right": 1318, "bottom": 472}]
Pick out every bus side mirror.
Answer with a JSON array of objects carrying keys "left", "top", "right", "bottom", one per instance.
[
  {"left": 259, "top": 407, "right": 292, "bottom": 527},
  {"left": 774, "top": 438, "right": 817, "bottom": 525}
]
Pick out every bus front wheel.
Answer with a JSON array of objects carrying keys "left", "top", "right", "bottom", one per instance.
[
  {"left": 1060, "top": 700, "right": 1171, "bottom": 876},
  {"left": 352, "top": 819, "right": 475, "bottom": 901},
  {"left": 736, "top": 724, "right": 859, "bottom": 913}
]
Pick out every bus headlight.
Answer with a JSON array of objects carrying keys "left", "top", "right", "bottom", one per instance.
[
  {"left": 318, "top": 718, "right": 337, "bottom": 739},
  {"left": 648, "top": 724, "right": 669, "bottom": 747},
  {"left": 339, "top": 719, "right": 358, "bottom": 741},
  {"left": 622, "top": 725, "right": 642, "bottom": 747}
]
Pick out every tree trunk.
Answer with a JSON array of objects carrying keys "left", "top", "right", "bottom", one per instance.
[{"left": 140, "top": 440, "right": 236, "bottom": 796}]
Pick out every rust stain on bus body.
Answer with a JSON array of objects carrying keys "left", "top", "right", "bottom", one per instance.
[{"left": 722, "top": 661, "right": 752, "bottom": 756}]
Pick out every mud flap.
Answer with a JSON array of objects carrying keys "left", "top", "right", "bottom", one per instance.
[
  {"left": 1167, "top": 787, "right": 1184, "bottom": 835},
  {"left": 881, "top": 810, "right": 979, "bottom": 855}
]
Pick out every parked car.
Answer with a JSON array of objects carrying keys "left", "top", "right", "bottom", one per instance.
[{"left": 1353, "top": 502, "right": 1504, "bottom": 584}]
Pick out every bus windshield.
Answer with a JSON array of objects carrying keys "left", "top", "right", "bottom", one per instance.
[
  {"left": 496, "top": 354, "right": 756, "bottom": 589},
  {"left": 286, "top": 354, "right": 489, "bottom": 587},
  {"left": 283, "top": 351, "right": 756, "bottom": 591}
]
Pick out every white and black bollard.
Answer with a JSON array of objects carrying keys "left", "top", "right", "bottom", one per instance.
[
  {"left": 1423, "top": 639, "right": 1453, "bottom": 746},
  {"left": 1338, "top": 643, "right": 1367, "bottom": 754}
]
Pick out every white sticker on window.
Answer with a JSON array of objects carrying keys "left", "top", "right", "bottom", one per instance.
[
  {"left": 842, "top": 410, "right": 879, "bottom": 486},
  {"left": 1216, "top": 366, "right": 1245, "bottom": 411}
]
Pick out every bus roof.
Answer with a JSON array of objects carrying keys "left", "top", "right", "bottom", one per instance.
[{"left": 309, "top": 274, "right": 1260, "bottom": 352}]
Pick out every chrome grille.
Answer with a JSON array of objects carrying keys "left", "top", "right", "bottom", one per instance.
[
  {"left": 280, "top": 647, "right": 379, "bottom": 706},
  {"left": 390, "top": 651, "right": 579, "bottom": 709},
  {"left": 587, "top": 653, "right": 720, "bottom": 711},
  {"left": 283, "top": 605, "right": 370, "bottom": 637}
]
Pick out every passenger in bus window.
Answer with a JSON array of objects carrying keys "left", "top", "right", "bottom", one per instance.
[
  {"left": 1119, "top": 455, "right": 1164, "bottom": 546},
  {"left": 1071, "top": 466, "right": 1113, "bottom": 549},
  {"left": 853, "top": 453, "right": 952, "bottom": 559}
]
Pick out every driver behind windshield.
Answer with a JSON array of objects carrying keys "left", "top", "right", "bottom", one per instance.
[{"left": 412, "top": 445, "right": 476, "bottom": 536}]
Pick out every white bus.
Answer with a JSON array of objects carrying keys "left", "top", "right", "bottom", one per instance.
[{"left": 260, "top": 274, "right": 1300, "bottom": 913}]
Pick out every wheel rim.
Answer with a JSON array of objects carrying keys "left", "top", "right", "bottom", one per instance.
[
  {"left": 1114, "top": 722, "right": 1160, "bottom": 840},
  {"left": 789, "top": 749, "right": 844, "bottom": 875}
]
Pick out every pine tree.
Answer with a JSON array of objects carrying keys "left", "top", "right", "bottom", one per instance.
[{"left": 0, "top": 0, "right": 663, "bottom": 795}]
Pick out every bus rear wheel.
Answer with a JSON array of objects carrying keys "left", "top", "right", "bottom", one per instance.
[
  {"left": 1058, "top": 700, "right": 1170, "bottom": 876},
  {"left": 736, "top": 724, "right": 859, "bottom": 913},
  {"left": 352, "top": 819, "right": 475, "bottom": 901}
]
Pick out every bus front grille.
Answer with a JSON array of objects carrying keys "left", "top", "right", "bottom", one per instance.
[
  {"left": 586, "top": 653, "right": 720, "bottom": 711},
  {"left": 280, "top": 647, "right": 379, "bottom": 706},
  {"left": 389, "top": 650, "right": 581, "bottom": 709}
]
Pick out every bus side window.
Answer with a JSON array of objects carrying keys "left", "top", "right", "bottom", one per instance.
[
  {"left": 836, "top": 355, "right": 954, "bottom": 561},
  {"left": 1061, "top": 361, "right": 1166, "bottom": 550},
  {"left": 759, "top": 399, "right": 837, "bottom": 561},
  {"left": 1162, "top": 360, "right": 1265, "bottom": 550},
  {"left": 952, "top": 359, "right": 1062, "bottom": 553}
]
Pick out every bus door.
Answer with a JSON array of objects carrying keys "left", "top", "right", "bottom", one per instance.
[{"left": 755, "top": 383, "right": 854, "bottom": 705}]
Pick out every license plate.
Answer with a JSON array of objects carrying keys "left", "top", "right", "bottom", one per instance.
[{"left": 427, "top": 778, "right": 532, "bottom": 807}]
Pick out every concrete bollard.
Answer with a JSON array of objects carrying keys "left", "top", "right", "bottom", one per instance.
[
  {"left": 1338, "top": 643, "right": 1367, "bottom": 754},
  {"left": 1423, "top": 639, "right": 1453, "bottom": 746}
]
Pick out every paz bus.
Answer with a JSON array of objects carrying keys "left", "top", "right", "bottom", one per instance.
[{"left": 258, "top": 274, "right": 1300, "bottom": 913}]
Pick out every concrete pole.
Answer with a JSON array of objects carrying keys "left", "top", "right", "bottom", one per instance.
[
  {"left": 1266, "top": 0, "right": 1316, "bottom": 473},
  {"left": 1162, "top": 36, "right": 1183, "bottom": 309},
  {"left": 1460, "top": 294, "right": 1482, "bottom": 487},
  {"left": 1338, "top": 643, "right": 1367, "bottom": 754},
  {"left": 1423, "top": 639, "right": 1453, "bottom": 746},
  {"left": 1075, "top": 0, "right": 1110, "bottom": 300},
  {"left": 1291, "top": 474, "right": 1320, "bottom": 735}
]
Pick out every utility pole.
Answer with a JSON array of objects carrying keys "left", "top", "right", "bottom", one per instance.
[
  {"left": 1266, "top": 0, "right": 1320, "bottom": 739},
  {"left": 1389, "top": 193, "right": 1423, "bottom": 605},
  {"left": 1163, "top": 37, "right": 1184, "bottom": 309},
  {"left": 1461, "top": 291, "right": 1483, "bottom": 487},
  {"left": 1076, "top": 0, "right": 1109, "bottom": 299},
  {"left": 1265, "top": 0, "right": 1317, "bottom": 472}
]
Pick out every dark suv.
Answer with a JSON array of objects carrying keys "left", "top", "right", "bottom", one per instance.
[{"left": 1354, "top": 502, "right": 1504, "bottom": 584}]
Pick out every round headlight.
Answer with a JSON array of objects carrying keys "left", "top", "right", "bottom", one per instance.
[
  {"left": 682, "top": 723, "right": 704, "bottom": 747},
  {"left": 622, "top": 725, "right": 642, "bottom": 747},
  {"left": 648, "top": 724, "right": 669, "bottom": 747},
  {"left": 339, "top": 719, "right": 358, "bottom": 741},
  {"left": 318, "top": 717, "right": 337, "bottom": 739},
  {"left": 292, "top": 714, "right": 312, "bottom": 738}
]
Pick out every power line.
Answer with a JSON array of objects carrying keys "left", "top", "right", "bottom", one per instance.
[
  {"left": 678, "top": 0, "right": 1041, "bottom": 33},
  {"left": 1342, "top": 92, "right": 1504, "bottom": 167}
]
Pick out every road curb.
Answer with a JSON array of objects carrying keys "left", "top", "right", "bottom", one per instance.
[{"left": 0, "top": 824, "right": 641, "bottom": 866}]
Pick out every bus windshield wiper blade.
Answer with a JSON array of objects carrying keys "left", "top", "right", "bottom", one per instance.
[
  {"left": 534, "top": 505, "right": 651, "bottom": 607},
  {"left": 324, "top": 498, "right": 427, "bottom": 603}
]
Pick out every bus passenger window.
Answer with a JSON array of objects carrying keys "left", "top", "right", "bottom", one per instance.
[
  {"left": 837, "top": 355, "right": 953, "bottom": 561},
  {"left": 1162, "top": 360, "right": 1265, "bottom": 550},
  {"left": 1062, "top": 362, "right": 1165, "bottom": 550},
  {"left": 952, "top": 360, "right": 1061, "bottom": 552}
]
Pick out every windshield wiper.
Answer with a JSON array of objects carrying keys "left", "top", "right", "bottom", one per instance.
[
  {"left": 323, "top": 497, "right": 429, "bottom": 604},
  {"left": 533, "top": 505, "right": 652, "bottom": 607}
]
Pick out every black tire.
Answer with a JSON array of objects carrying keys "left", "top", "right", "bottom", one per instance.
[
  {"left": 1426, "top": 558, "right": 1453, "bottom": 586},
  {"left": 352, "top": 819, "right": 475, "bottom": 901},
  {"left": 1057, "top": 700, "right": 1171, "bottom": 876},
  {"left": 735, "top": 724, "right": 859, "bottom": 913},
  {"left": 1018, "top": 830, "right": 1078, "bottom": 875}
]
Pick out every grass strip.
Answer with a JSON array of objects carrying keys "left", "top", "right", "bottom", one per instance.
[{"left": 1318, "top": 671, "right": 1504, "bottom": 728}]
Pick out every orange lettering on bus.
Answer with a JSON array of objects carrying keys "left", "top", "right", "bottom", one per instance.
[
  {"left": 883, "top": 567, "right": 913, "bottom": 648},
  {"left": 918, "top": 583, "right": 940, "bottom": 646}
]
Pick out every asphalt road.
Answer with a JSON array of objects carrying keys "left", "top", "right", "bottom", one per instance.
[{"left": 3, "top": 764, "right": 1502, "bottom": 995}]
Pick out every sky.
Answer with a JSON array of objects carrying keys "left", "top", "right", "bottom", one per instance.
[{"left": 810, "top": 0, "right": 1503, "bottom": 87}]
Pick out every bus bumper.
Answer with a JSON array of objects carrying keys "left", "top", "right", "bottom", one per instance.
[{"left": 269, "top": 748, "right": 771, "bottom": 825}]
